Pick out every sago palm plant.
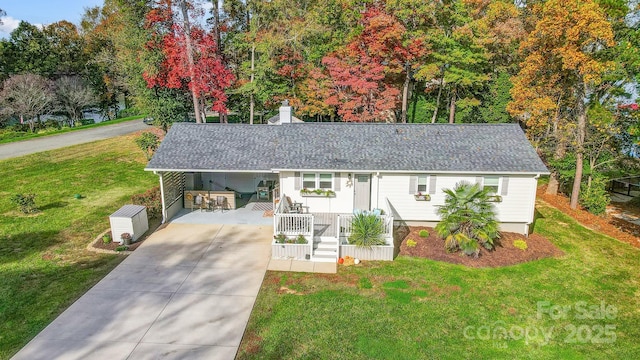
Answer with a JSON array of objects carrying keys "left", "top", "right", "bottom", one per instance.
[
  {"left": 348, "top": 213, "right": 386, "bottom": 248},
  {"left": 435, "top": 181, "right": 500, "bottom": 257}
]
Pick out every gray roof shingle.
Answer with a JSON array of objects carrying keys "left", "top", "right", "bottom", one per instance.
[{"left": 146, "top": 123, "right": 549, "bottom": 174}]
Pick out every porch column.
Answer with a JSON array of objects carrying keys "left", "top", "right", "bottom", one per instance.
[{"left": 157, "top": 171, "right": 168, "bottom": 223}]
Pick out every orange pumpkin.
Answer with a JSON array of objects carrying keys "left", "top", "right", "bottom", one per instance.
[{"left": 337, "top": 257, "right": 344, "bottom": 264}]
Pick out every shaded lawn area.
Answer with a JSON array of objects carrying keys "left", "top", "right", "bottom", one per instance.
[
  {"left": 238, "top": 202, "right": 640, "bottom": 359},
  {"left": 0, "top": 135, "right": 156, "bottom": 359}
]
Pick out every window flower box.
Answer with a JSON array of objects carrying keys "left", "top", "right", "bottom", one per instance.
[
  {"left": 414, "top": 193, "right": 431, "bottom": 201},
  {"left": 300, "top": 189, "right": 336, "bottom": 197},
  {"left": 488, "top": 195, "right": 502, "bottom": 203}
]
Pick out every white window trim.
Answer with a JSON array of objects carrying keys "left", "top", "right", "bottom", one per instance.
[
  {"left": 481, "top": 176, "right": 502, "bottom": 194},
  {"left": 302, "top": 172, "right": 334, "bottom": 190},
  {"left": 417, "top": 175, "right": 429, "bottom": 194}
]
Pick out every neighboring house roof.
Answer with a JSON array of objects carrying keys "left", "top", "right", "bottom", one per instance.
[
  {"left": 145, "top": 123, "right": 549, "bottom": 174},
  {"left": 266, "top": 114, "right": 304, "bottom": 124}
]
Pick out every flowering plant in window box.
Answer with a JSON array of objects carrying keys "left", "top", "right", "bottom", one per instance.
[
  {"left": 300, "top": 188, "right": 336, "bottom": 197},
  {"left": 487, "top": 195, "right": 502, "bottom": 202},
  {"left": 414, "top": 192, "right": 430, "bottom": 201}
]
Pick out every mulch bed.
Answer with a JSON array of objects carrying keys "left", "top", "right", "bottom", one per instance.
[
  {"left": 537, "top": 185, "right": 640, "bottom": 249},
  {"left": 93, "top": 237, "right": 144, "bottom": 252},
  {"left": 399, "top": 227, "right": 563, "bottom": 268}
]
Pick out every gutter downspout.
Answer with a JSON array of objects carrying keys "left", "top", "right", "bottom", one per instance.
[
  {"left": 156, "top": 171, "right": 168, "bottom": 224},
  {"left": 526, "top": 173, "right": 541, "bottom": 236},
  {"left": 375, "top": 172, "right": 380, "bottom": 209}
]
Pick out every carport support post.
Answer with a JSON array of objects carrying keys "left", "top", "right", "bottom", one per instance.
[{"left": 156, "top": 171, "right": 168, "bottom": 223}]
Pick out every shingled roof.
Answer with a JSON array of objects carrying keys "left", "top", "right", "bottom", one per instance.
[{"left": 145, "top": 122, "right": 549, "bottom": 174}]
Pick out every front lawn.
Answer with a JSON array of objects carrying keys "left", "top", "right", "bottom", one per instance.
[
  {"left": 0, "top": 134, "right": 156, "bottom": 359},
  {"left": 239, "top": 202, "right": 640, "bottom": 359}
]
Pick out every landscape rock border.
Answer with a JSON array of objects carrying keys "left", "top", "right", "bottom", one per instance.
[{"left": 86, "top": 228, "right": 134, "bottom": 255}]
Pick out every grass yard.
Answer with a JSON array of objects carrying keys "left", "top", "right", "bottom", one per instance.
[
  {"left": 238, "top": 202, "right": 640, "bottom": 359},
  {"left": 0, "top": 134, "right": 156, "bottom": 359}
]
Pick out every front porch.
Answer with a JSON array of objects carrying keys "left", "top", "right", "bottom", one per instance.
[{"left": 272, "top": 201, "right": 395, "bottom": 262}]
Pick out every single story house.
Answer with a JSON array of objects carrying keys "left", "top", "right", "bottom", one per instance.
[{"left": 145, "top": 104, "right": 549, "bottom": 261}]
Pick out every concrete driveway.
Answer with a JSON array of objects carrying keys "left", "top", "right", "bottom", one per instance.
[{"left": 12, "top": 223, "right": 272, "bottom": 360}]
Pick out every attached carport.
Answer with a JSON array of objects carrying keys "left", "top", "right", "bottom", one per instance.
[{"left": 145, "top": 123, "right": 284, "bottom": 224}]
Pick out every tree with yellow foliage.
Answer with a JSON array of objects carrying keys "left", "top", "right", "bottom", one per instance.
[{"left": 508, "top": 0, "right": 615, "bottom": 209}]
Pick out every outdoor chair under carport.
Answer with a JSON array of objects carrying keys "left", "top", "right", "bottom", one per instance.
[{"left": 212, "top": 196, "right": 228, "bottom": 212}]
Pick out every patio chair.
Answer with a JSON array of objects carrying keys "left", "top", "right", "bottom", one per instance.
[
  {"left": 286, "top": 196, "right": 302, "bottom": 214},
  {"left": 195, "top": 194, "right": 205, "bottom": 211},
  {"left": 213, "top": 196, "right": 228, "bottom": 212}
]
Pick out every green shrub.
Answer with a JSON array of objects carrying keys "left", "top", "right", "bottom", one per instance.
[
  {"left": 418, "top": 229, "right": 429, "bottom": 238},
  {"left": 44, "top": 119, "right": 62, "bottom": 129},
  {"left": 115, "top": 245, "right": 128, "bottom": 252},
  {"left": 274, "top": 233, "right": 287, "bottom": 244},
  {"left": 406, "top": 239, "right": 417, "bottom": 248},
  {"left": 135, "top": 132, "right": 160, "bottom": 160},
  {"left": 117, "top": 107, "right": 142, "bottom": 118},
  {"left": 295, "top": 234, "right": 308, "bottom": 244},
  {"left": 102, "top": 233, "right": 112, "bottom": 244},
  {"left": 579, "top": 176, "right": 610, "bottom": 215},
  {"left": 436, "top": 182, "right": 499, "bottom": 257},
  {"left": 10, "top": 193, "right": 38, "bottom": 214},
  {"left": 513, "top": 239, "right": 528, "bottom": 251},
  {"left": 130, "top": 186, "right": 162, "bottom": 219},
  {"left": 348, "top": 213, "right": 386, "bottom": 248},
  {"left": 79, "top": 118, "right": 96, "bottom": 126}
]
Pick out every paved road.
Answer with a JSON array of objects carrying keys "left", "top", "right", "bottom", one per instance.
[
  {"left": 12, "top": 223, "right": 272, "bottom": 360},
  {"left": 0, "top": 120, "right": 148, "bottom": 160}
]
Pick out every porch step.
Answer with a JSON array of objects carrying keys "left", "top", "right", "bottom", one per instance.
[
  {"left": 312, "top": 254, "right": 337, "bottom": 262},
  {"left": 314, "top": 249, "right": 337, "bottom": 256},
  {"left": 313, "top": 237, "right": 338, "bottom": 261}
]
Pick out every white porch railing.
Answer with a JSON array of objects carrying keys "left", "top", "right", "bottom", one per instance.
[
  {"left": 274, "top": 213, "right": 314, "bottom": 257},
  {"left": 274, "top": 213, "right": 314, "bottom": 236}
]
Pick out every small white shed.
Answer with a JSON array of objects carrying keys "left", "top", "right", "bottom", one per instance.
[{"left": 109, "top": 205, "right": 149, "bottom": 242}]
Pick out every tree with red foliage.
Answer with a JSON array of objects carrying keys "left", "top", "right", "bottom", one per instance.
[
  {"left": 143, "top": 0, "right": 234, "bottom": 122},
  {"left": 321, "top": 5, "right": 424, "bottom": 122},
  {"left": 322, "top": 52, "right": 400, "bottom": 122}
]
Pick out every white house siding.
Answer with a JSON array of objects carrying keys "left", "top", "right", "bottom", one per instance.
[
  {"left": 377, "top": 173, "right": 538, "bottom": 232},
  {"left": 279, "top": 171, "right": 355, "bottom": 213}
]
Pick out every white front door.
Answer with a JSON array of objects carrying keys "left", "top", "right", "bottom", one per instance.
[{"left": 353, "top": 174, "right": 371, "bottom": 211}]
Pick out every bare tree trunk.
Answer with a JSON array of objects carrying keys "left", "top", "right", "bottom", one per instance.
[
  {"left": 431, "top": 71, "right": 444, "bottom": 123},
  {"left": 570, "top": 82, "right": 587, "bottom": 209},
  {"left": 249, "top": 44, "right": 255, "bottom": 125},
  {"left": 448, "top": 86, "right": 456, "bottom": 124},
  {"left": 199, "top": 98, "right": 207, "bottom": 122},
  {"left": 210, "top": 0, "right": 220, "bottom": 52},
  {"left": 546, "top": 95, "right": 564, "bottom": 195},
  {"left": 401, "top": 63, "right": 411, "bottom": 123},
  {"left": 179, "top": 0, "right": 202, "bottom": 124}
]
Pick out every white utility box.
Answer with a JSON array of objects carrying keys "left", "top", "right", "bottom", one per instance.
[{"left": 109, "top": 205, "right": 149, "bottom": 242}]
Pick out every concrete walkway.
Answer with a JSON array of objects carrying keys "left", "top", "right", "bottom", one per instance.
[
  {"left": 0, "top": 120, "right": 147, "bottom": 160},
  {"left": 12, "top": 223, "right": 272, "bottom": 360},
  {"left": 268, "top": 259, "right": 337, "bottom": 273}
]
